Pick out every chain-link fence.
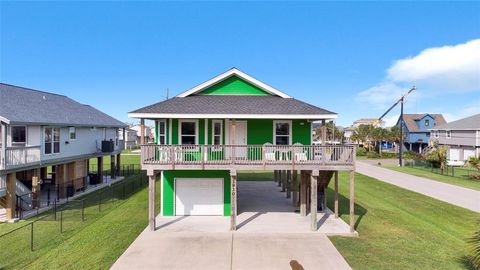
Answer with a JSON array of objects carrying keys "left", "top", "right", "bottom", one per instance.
[
  {"left": 0, "top": 172, "right": 147, "bottom": 269},
  {"left": 405, "top": 159, "right": 478, "bottom": 179}
]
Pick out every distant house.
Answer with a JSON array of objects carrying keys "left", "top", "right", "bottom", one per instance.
[
  {"left": 352, "top": 118, "right": 385, "bottom": 128},
  {"left": 430, "top": 114, "right": 480, "bottom": 166},
  {"left": 130, "top": 124, "right": 154, "bottom": 144},
  {"left": 119, "top": 128, "right": 137, "bottom": 149},
  {"left": 397, "top": 114, "right": 447, "bottom": 153}
]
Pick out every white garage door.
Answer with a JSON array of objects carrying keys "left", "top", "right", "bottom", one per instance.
[
  {"left": 449, "top": 149, "right": 460, "bottom": 161},
  {"left": 175, "top": 178, "right": 223, "bottom": 216}
]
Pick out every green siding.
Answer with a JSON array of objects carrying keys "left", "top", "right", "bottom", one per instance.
[
  {"left": 199, "top": 76, "right": 270, "bottom": 96},
  {"left": 292, "top": 120, "right": 311, "bottom": 145},
  {"left": 247, "top": 119, "right": 274, "bottom": 144},
  {"left": 171, "top": 119, "right": 178, "bottom": 144},
  {"left": 199, "top": 119, "right": 205, "bottom": 144},
  {"left": 162, "top": 170, "right": 231, "bottom": 216},
  {"left": 155, "top": 121, "right": 159, "bottom": 144}
]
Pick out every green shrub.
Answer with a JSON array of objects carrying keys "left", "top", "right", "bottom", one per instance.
[
  {"left": 356, "top": 147, "right": 367, "bottom": 156},
  {"left": 404, "top": 151, "right": 422, "bottom": 160},
  {"left": 468, "top": 223, "right": 480, "bottom": 269}
]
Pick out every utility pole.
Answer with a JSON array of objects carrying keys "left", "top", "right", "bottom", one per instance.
[{"left": 399, "top": 96, "right": 404, "bottom": 167}]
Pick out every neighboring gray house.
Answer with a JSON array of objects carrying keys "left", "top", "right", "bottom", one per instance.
[
  {"left": 0, "top": 83, "right": 127, "bottom": 221},
  {"left": 430, "top": 113, "right": 480, "bottom": 166}
]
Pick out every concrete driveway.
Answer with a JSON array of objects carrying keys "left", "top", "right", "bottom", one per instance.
[
  {"left": 111, "top": 181, "right": 353, "bottom": 269},
  {"left": 111, "top": 231, "right": 351, "bottom": 270}
]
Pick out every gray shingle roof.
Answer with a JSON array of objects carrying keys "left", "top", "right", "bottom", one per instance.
[
  {"left": 431, "top": 113, "right": 480, "bottom": 130},
  {"left": 130, "top": 95, "right": 336, "bottom": 116},
  {"left": 0, "top": 83, "right": 126, "bottom": 127},
  {"left": 401, "top": 114, "right": 446, "bottom": 132}
]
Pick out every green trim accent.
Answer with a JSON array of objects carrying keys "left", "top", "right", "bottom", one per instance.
[
  {"left": 155, "top": 121, "right": 159, "bottom": 144},
  {"left": 162, "top": 170, "right": 231, "bottom": 216},
  {"left": 172, "top": 119, "right": 178, "bottom": 144},
  {"left": 199, "top": 76, "right": 270, "bottom": 96}
]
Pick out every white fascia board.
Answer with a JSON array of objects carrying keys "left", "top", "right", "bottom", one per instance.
[
  {"left": 128, "top": 113, "right": 337, "bottom": 120},
  {"left": 0, "top": 116, "right": 10, "bottom": 125},
  {"left": 176, "top": 68, "right": 291, "bottom": 98}
]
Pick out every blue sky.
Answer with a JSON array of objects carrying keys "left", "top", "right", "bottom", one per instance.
[{"left": 1, "top": 1, "right": 479, "bottom": 127}]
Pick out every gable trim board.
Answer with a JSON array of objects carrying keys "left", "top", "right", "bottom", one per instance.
[
  {"left": 176, "top": 68, "right": 291, "bottom": 98},
  {"left": 129, "top": 113, "right": 337, "bottom": 120}
]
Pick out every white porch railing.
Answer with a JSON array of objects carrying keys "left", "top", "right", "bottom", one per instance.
[
  {"left": 141, "top": 144, "right": 356, "bottom": 169},
  {"left": 1, "top": 146, "right": 41, "bottom": 170}
]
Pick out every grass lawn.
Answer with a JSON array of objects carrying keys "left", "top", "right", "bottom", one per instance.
[
  {"left": 329, "top": 171, "right": 479, "bottom": 270},
  {"left": 0, "top": 173, "right": 156, "bottom": 270},
  {"left": 383, "top": 165, "right": 480, "bottom": 191}
]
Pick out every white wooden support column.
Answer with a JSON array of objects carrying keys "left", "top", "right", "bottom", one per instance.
[
  {"left": 286, "top": 170, "right": 291, "bottom": 199},
  {"left": 300, "top": 171, "right": 307, "bottom": 216},
  {"left": 230, "top": 169, "right": 237, "bottom": 231},
  {"left": 321, "top": 119, "right": 327, "bottom": 146},
  {"left": 148, "top": 170, "right": 157, "bottom": 231},
  {"left": 1, "top": 122, "right": 6, "bottom": 169},
  {"left": 334, "top": 171, "right": 339, "bottom": 219},
  {"left": 310, "top": 170, "right": 319, "bottom": 231},
  {"left": 140, "top": 118, "right": 145, "bottom": 145},
  {"left": 349, "top": 170, "right": 355, "bottom": 233}
]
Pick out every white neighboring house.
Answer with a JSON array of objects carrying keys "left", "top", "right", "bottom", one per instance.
[
  {"left": 130, "top": 124, "right": 154, "bottom": 144},
  {"left": 429, "top": 113, "right": 480, "bottom": 166},
  {"left": 119, "top": 128, "right": 137, "bottom": 149},
  {"left": 0, "top": 83, "right": 127, "bottom": 221}
]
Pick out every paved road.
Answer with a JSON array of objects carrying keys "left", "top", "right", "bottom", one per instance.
[
  {"left": 356, "top": 161, "right": 480, "bottom": 213},
  {"left": 111, "top": 232, "right": 351, "bottom": 270}
]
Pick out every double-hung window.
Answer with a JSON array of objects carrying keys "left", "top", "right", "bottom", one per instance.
[
  {"left": 212, "top": 120, "right": 222, "bottom": 145},
  {"left": 274, "top": 121, "right": 291, "bottom": 145},
  {"left": 69, "top": 127, "right": 76, "bottom": 140},
  {"left": 179, "top": 120, "right": 197, "bottom": 145},
  {"left": 11, "top": 126, "right": 26, "bottom": 146},
  {"left": 446, "top": 130, "right": 451, "bottom": 139},
  {"left": 434, "top": 130, "right": 439, "bottom": 138},
  {"left": 45, "top": 127, "right": 60, "bottom": 154},
  {"left": 158, "top": 120, "right": 166, "bottom": 145}
]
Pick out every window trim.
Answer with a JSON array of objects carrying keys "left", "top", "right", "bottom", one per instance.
[
  {"left": 425, "top": 119, "right": 429, "bottom": 126},
  {"left": 178, "top": 119, "right": 199, "bottom": 145},
  {"left": 44, "top": 127, "right": 61, "bottom": 155},
  {"left": 212, "top": 120, "right": 223, "bottom": 145},
  {"left": 446, "top": 130, "right": 451, "bottom": 139},
  {"left": 11, "top": 125, "right": 27, "bottom": 145},
  {"left": 273, "top": 120, "right": 292, "bottom": 145},
  {"left": 157, "top": 120, "right": 167, "bottom": 145},
  {"left": 434, "top": 130, "right": 439, "bottom": 138},
  {"left": 69, "top": 127, "right": 76, "bottom": 140}
]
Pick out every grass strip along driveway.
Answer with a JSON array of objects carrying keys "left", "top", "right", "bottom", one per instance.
[
  {"left": 384, "top": 165, "right": 480, "bottom": 191},
  {"left": 329, "top": 172, "right": 479, "bottom": 270}
]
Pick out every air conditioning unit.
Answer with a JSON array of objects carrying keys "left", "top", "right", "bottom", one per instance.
[{"left": 101, "top": 140, "right": 115, "bottom": 153}]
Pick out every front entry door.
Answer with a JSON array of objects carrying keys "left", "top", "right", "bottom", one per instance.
[{"left": 230, "top": 121, "right": 247, "bottom": 159}]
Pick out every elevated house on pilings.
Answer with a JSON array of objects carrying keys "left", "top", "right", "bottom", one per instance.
[
  {"left": 0, "top": 83, "right": 127, "bottom": 221},
  {"left": 129, "top": 68, "right": 356, "bottom": 233}
]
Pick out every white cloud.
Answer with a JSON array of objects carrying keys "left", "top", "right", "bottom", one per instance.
[
  {"left": 357, "top": 39, "right": 480, "bottom": 108},
  {"left": 356, "top": 83, "right": 419, "bottom": 109},
  {"left": 443, "top": 100, "right": 480, "bottom": 122},
  {"left": 387, "top": 39, "right": 480, "bottom": 92}
]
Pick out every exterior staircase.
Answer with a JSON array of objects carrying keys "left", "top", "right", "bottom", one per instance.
[{"left": 15, "top": 180, "right": 33, "bottom": 211}]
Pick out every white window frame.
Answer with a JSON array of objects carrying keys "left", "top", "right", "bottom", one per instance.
[
  {"left": 69, "top": 127, "right": 76, "bottom": 140},
  {"left": 434, "top": 130, "right": 439, "bottom": 138},
  {"left": 11, "top": 125, "right": 27, "bottom": 146},
  {"left": 212, "top": 120, "right": 223, "bottom": 144},
  {"left": 157, "top": 120, "right": 167, "bottom": 145},
  {"left": 44, "top": 127, "right": 60, "bottom": 155},
  {"left": 178, "top": 119, "right": 199, "bottom": 145},
  {"left": 446, "top": 130, "right": 451, "bottom": 139},
  {"left": 425, "top": 119, "right": 429, "bottom": 126},
  {"left": 273, "top": 120, "right": 292, "bottom": 145}
]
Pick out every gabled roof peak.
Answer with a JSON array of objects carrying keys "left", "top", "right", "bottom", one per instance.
[{"left": 176, "top": 68, "right": 291, "bottom": 98}]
